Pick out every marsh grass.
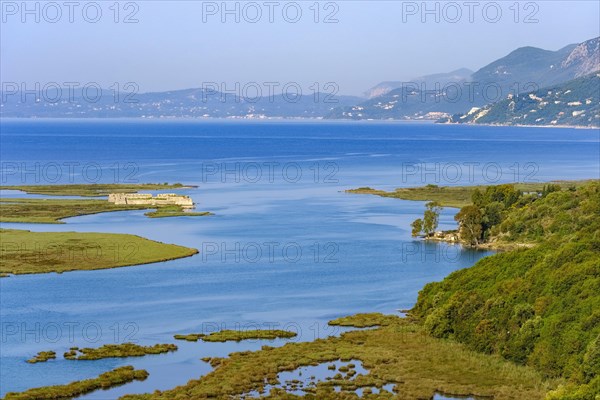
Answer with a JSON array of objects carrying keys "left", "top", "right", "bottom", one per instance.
[
  {"left": 0, "top": 229, "right": 198, "bottom": 275},
  {"left": 144, "top": 207, "right": 213, "bottom": 218},
  {"left": 4, "top": 366, "right": 148, "bottom": 400},
  {"left": 0, "top": 198, "right": 212, "bottom": 223},
  {"left": 121, "top": 318, "right": 553, "bottom": 400},
  {"left": 26, "top": 351, "right": 56, "bottom": 364},
  {"left": 63, "top": 343, "right": 178, "bottom": 360},
  {"left": 0, "top": 198, "right": 153, "bottom": 224},
  {"left": 328, "top": 313, "right": 400, "bottom": 328},
  {"left": 0, "top": 183, "right": 189, "bottom": 197},
  {"left": 173, "top": 334, "right": 205, "bottom": 342},
  {"left": 174, "top": 330, "right": 297, "bottom": 343}
]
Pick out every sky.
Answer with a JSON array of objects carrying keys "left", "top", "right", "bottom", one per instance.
[{"left": 1, "top": 0, "right": 599, "bottom": 96}]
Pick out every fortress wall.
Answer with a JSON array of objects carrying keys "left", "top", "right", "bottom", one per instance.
[{"left": 108, "top": 193, "right": 195, "bottom": 208}]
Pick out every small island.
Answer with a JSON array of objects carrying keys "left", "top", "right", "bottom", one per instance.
[
  {"left": 173, "top": 333, "right": 205, "bottom": 342},
  {"left": 63, "top": 343, "right": 178, "bottom": 360},
  {"left": 26, "top": 351, "right": 56, "bottom": 364},
  {"left": 174, "top": 329, "right": 298, "bottom": 343}
]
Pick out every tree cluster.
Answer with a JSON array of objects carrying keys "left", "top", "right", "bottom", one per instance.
[{"left": 411, "top": 201, "right": 442, "bottom": 237}]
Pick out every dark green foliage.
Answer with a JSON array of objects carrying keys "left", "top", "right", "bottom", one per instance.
[
  {"left": 472, "top": 184, "right": 522, "bottom": 209},
  {"left": 456, "top": 184, "right": 522, "bottom": 244},
  {"left": 423, "top": 201, "right": 442, "bottom": 236},
  {"left": 414, "top": 182, "right": 600, "bottom": 396},
  {"left": 412, "top": 202, "right": 442, "bottom": 237},
  {"left": 542, "top": 184, "right": 562, "bottom": 197},
  {"left": 411, "top": 219, "right": 423, "bottom": 237},
  {"left": 454, "top": 205, "right": 483, "bottom": 245}
]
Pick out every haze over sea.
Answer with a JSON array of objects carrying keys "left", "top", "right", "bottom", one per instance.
[{"left": 1, "top": 120, "right": 599, "bottom": 397}]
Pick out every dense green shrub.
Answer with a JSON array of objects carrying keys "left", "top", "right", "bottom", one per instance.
[{"left": 414, "top": 182, "right": 600, "bottom": 397}]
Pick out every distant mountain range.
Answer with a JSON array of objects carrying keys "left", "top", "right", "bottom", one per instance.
[
  {"left": 442, "top": 73, "right": 600, "bottom": 127},
  {"left": 327, "top": 37, "right": 599, "bottom": 126},
  {"left": 363, "top": 68, "right": 473, "bottom": 99},
  {"left": 1, "top": 37, "right": 598, "bottom": 127}
]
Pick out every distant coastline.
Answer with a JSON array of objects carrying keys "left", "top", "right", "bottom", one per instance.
[{"left": 1, "top": 117, "right": 598, "bottom": 130}]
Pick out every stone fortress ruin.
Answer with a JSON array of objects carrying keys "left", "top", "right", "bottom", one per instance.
[{"left": 108, "top": 193, "right": 195, "bottom": 209}]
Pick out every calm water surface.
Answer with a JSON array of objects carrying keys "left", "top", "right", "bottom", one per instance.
[{"left": 1, "top": 120, "right": 598, "bottom": 397}]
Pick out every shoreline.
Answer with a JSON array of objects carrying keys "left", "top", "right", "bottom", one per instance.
[
  {"left": 422, "top": 235, "right": 536, "bottom": 252},
  {"left": 437, "top": 120, "right": 599, "bottom": 130},
  {"left": 1, "top": 117, "right": 598, "bottom": 129}
]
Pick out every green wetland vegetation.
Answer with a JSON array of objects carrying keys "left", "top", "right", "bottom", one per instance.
[
  {"left": 0, "top": 229, "right": 198, "bottom": 275},
  {"left": 0, "top": 183, "right": 211, "bottom": 223},
  {"left": 26, "top": 351, "right": 56, "bottom": 364},
  {"left": 0, "top": 183, "right": 190, "bottom": 197},
  {"left": 173, "top": 333, "right": 206, "bottom": 342},
  {"left": 123, "top": 314, "right": 551, "bottom": 400},
  {"left": 174, "top": 329, "right": 298, "bottom": 343},
  {"left": 63, "top": 343, "right": 178, "bottom": 360},
  {"left": 0, "top": 198, "right": 154, "bottom": 224},
  {"left": 0, "top": 183, "right": 206, "bottom": 275},
  {"left": 144, "top": 206, "right": 214, "bottom": 219},
  {"left": 3, "top": 366, "right": 149, "bottom": 400},
  {"left": 328, "top": 313, "right": 400, "bottom": 328},
  {"left": 0, "top": 198, "right": 211, "bottom": 224}
]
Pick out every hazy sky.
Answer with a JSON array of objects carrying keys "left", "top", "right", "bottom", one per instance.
[{"left": 1, "top": 1, "right": 599, "bottom": 96}]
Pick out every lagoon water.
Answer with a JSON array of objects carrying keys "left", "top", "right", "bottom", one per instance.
[{"left": 1, "top": 120, "right": 598, "bottom": 397}]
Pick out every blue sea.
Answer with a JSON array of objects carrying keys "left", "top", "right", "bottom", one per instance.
[{"left": 0, "top": 120, "right": 598, "bottom": 398}]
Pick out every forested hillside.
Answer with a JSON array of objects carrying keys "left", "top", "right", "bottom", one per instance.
[{"left": 413, "top": 182, "right": 600, "bottom": 399}]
